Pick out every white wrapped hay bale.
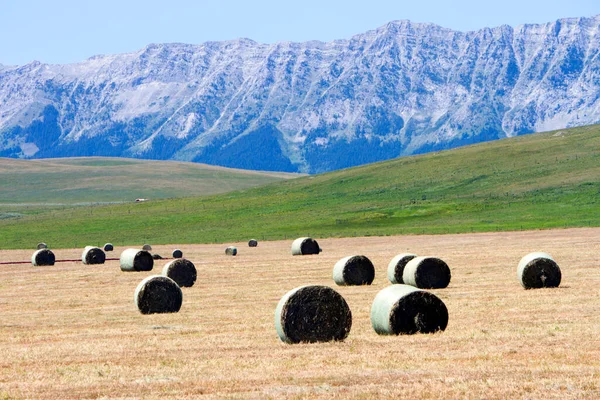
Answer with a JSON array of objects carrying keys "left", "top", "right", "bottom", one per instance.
[
  {"left": 371, "top": 284, "right": 448, "bottom": 335},
  {"left": 120, "top": 249, "right": 154, "bottom": 271},
  {"left": 134, "top": 275, "right": 183, "bottom": 314},
  {"left": 162, "top": 259, "right": 197, "bottom": 288},
  {"left": 333, "top": 255, "right": 375, "bottom": 286},
  {"left": 32, "top": 249, "right": 55, "bottom": 266},
  {"left": 291, "top": 237, "right": 321, "bottom": 255},
  {"left": 387, "top": 253, "right": 417, "bottom": 284},
  {"left": 403, "top": 256, "right": 451, "bottom": 289},
  {"left": 103, "top": 243, "right": 114, "bottom": 252},
  {"left": 37, "top": 242, "right": 48, "bottom": 250},
  {"left": 275, "top": 285, "right": 352, "bottom": 344},
  {"left": 81, "top": 246, "right": 106, "bottom": 265},
  {"left": 517, "top": 252, "right": 561, "bottom": 289},
  {"left": 172, "top": 249, "right": 183, "bottom": 259},
  {"left": 225, "top": 246, "right": 237, "bottom": 256}
]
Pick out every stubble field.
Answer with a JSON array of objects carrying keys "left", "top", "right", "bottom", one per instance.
[{"left": 1, "top": 228, "right": 599, "bottom": 399}]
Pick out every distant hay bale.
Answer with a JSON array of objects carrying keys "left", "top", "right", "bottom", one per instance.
[
  {"left": 162, "top": 259, "right": 197, "bottom": 288},
  {"left": 225, "top": 246, "right": 237, "bottom": 256},
  {"left": 248, "top": 239, "right": 258, "bottom": 247},
  {"left": 387, "top": 253, "right": 418, "bottom": 284},
  {"left": 142, "top": 244, "right": 152, "bottom": 251},
  {"left": 403, "top": 256, "right": 451, "bottom": 289},
  {"left": 103, "top": 243, "right": 114, "bottom": 252},
  {"left": 36, "top": 242, "right": 48, "bottom": 250},
  {"left": 517, "top": 252, "right": 561, "bottom": 289},
  {"left": 172, "top": 249, "right": 183, "bottom": 258},
  {"left": 152, "top": 254, "right": 163, "bottom": 260},
  {"left": 81, "top": 246, "right": 106, "bottom": 265},
  {"left": 291, "top": 237, "right": 322, "bottom": 256},
  {"left": 275, "top": 285, "right": 352, "bottom": 344},
  {"left": 333, "top": 255, "right": 375, "bottom": 286},
  {"left": 31, "top": 249, "right": 55, "bottom": 266},
  {"left": 371, "top": 284, "right": 449, "bottom": 335},
  {"left": 134, "top": 275, "right": 183, "bottom": 314},
  {"left": 120, "top": 249, "right": 154, "bottom": 272}
]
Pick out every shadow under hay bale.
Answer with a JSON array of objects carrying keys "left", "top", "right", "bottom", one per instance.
[
  {"left": 275, "top": 285, "right": 352, "bottom": 344},
  {"left": 134, "top": 275, "right": 183, "bottom": 314},
  {"left": 248, "top": 239, "right": 258, "bottom": 247},
  {"left": 142, "top": 244, "right": 152, "bottom": 251},
  {"left": 162, "top": 259, "right": 197, "bottom": 288},
  {"left": 103, "top": 243, "right": 114, "bottom": 252},
  {"left": 32, "top": 249, "right": 55, "bottom": 266},
  {"left": 172, "top": 249, "right": 183, "bottom": 259},
  {"left": 120, "top": 249, "right": 154, "bottom": 272},
  {"left": 371, "top": 284, "right": 448, "bottom": 335},
  {"left": 82, "top": 246, "right": 106, "bottom": 265},
  {"left": 225, "top": 246, "right": 237, "bottom": 256},
  {"left": 387, "top": 253, "right": 417, "bottom": 284},
  {"left": 403, "top": 256, "right": 451, "bottom": 289},
  {"left": 333, "top": 255, "right": 375, "bottom": 286},
  {"left": 291, "top": 237, "right": 321, "bottom": 256},
  {"left": 517, "top": 252, "right": 561, "bottom": 289},
  {"left": 37, "top": 242, "right": 48, "bottom": 250}
]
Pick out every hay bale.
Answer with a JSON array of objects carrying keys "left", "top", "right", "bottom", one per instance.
[
  {"left": 517, "top": 252, "right": 561, "bottom": 289},
  {"left": 248, "top": 239, "right": 258, "bottom": 247},
  {"left": 31, "top": 249, "right": 55, "bottom": 266},
  {"left": 81, "top": 246, "right": 106, "bottom": 265},
  {"left": 172, "top": 249, "right": 183, "bottom": 258},
  {"left": 225, "top": 246, "right": 237, "bottom": 256},
  {"left": 333, "top": 255, "right": 375, "bottom": 286},
  {"left": 103, "top": 243, "right": 114, "bottom": 252},
  {"left": 387, "top": 253, "right": 417, "bottom": 284},
  {"left": 371, "top": 284, "right": 448, "bottom": 335},
  {"left": 142, "top": 244, "right": 152, "bottom": 251},
  {"left": 120, "top": 249, "right": 154, "bottom": 271},
  {"left": 275, "top": 285, "right": 352, "bottom": 344},
  {"left": 403, "top": 256, "right": 451, "bottom": 289},
  {"left": 162, "top": 259, "right": 197, "bottom": 287},
  {"left": 134, "top": 275, "right": 183, "bottom": 314},
  {"left": 36, "top": 242, "right": 48, "bottom": 250},
  {"left": 291, "top": 237, "right": 321, "bottom": 256}
]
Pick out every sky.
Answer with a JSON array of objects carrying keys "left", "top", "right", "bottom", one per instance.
[{"left": 1, "top": 0, "right": 600, "bottom": 66}]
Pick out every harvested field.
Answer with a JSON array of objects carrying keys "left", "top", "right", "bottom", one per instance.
[{"left": 1, "top": 228, "right": 600, "bottom": 399}]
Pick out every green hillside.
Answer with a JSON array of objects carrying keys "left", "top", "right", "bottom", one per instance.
[{"left": 1, "top": 125, "right": 599, "bottom": 249}]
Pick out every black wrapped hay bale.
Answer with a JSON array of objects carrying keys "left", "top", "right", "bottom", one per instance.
[
  {"left": 172, "top": 249, "right": 183, "bottom": 258},
  {"left": 371, "top": 284, "right": 448, "bottom": 335},
  {"left": 275, "top": 285, "right": 352, "bottom": 344},
  {"left": 333, "top": 255, "right": 375, "bottom": 286},
  {"left": 32, "top": 249, "right": 55, "bottom": 266},
  {"left": 152, "top": 254, "right": 163, "bottom": 260},
  {"left": 134, "top": 275, "right": 183, "bottom": 314},
  {"left": 225, "top": 246, "right": 237, "bottom": 256},
  {"left": 37, "top": 242, "right": 48, "bottom": 250},
  {"left": 517, "top": 252, "right": 561, "bottom": 289},
  {"left": 162, "top": 259, "right": 197, "bottom": 288},
  {"left": 120, "top": 249, "right": 154, "bottom": 271},
  {"left": 142, "top": 244, "right": 152, "bottom": 251},
  {"left": 103, "top": 243, "right": 114, "bottom": 252},
  {"left": 248, "top": 239, "right": 258, "bottom": 247},
  {"left": 387, "top": 253, "right": 417, "bottom": 284},
  {"left": 81, "top": 246, "right": 106, "bottom": 265},
  {"left": 403, "top": 256, "right": 451, "bottom": 289},
  {"left": 291, "top": 237, "right": 321, "bottom": 256}
]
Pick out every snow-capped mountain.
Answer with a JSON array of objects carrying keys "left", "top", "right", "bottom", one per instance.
[{"left": 1, "top": 16, "right": 598, "bottom": 173}]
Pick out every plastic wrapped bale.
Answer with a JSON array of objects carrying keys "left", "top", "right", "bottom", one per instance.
[
  {"left": 248, "top": 239, "right": 258, "bottom": 247},
  {"left": 517, "top": 252, "right": 561, "bottom": 289},
  {"left": 37, "top": 242, "right": 48, "bottom": 250},
  {"left": 371, "top": 284, "right": 448, "bottom": 335},
  {"left": 162, "top": 259, "right": 197, "bottom": 288},
  {"left": 142, "top": 244, "right": 152, "bottom": 251},
  {"left": 32, "top": 249, "right": 55, "bottom": 266},
  {"left": 172, "top": 249, "right": 183, "bottom": 259},
  {"left": 403, "top": 256, "right": 451, "bottom": 289},
  {"left": 275, "top": 285, "right": 352, "bottom": 344},
  {"left": 120, "top": 249, "right": 154, "bottom": 272},
  {"left": 225, "top": 246, "right": 237, "bottom": 256},
  {"left": 291, "top": 237, "right": 321, "bottom": 256},
  {"left": 134, "top": 275, "right": 183, "bottom": 314},
  {"left": 81, "top": 246, "right": 106, "bottom": 265},
  {"left": 387, "top": 253, "right": 417, "bottom": 284},
  {"left": 333, "top": 255, "right": 375, "bottom": 286},
  {"left": 103, "top": 243, "right": 114, "bottom": 252}
]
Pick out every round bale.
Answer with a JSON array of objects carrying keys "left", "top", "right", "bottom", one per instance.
[
  {"left": 517, "top": 252, "right": 561, "bottom": 289},
  {"left": 120, "top": 249, "right": 154, "bottom": 272},
  {"left": 333, "top": 255, "right": 375, "bottom": 286},
  {"left": 275, "top": 285, "right": 352, "bottom": 344},
  {"left": 142, "top": 244, "right": 152, "bottom": 251},
  {"left": 371, "top": 284, "right": 448, "bottom": 335},
  {"left": 36, "top": 242, "right": 48, "bottom": 250},
  {"left": 103, "top": 243, "right": 114, "bottom": 252},
  {"left": 403, "top": 256, "right": 451, "bottom": 289},
  {"left": 291, "top": 237, "right": 321, "bottom": 256},
  {"left": 81, "top": 246, "right": 106, "bottom": 265},
  {"left": 248, "top": 239, "right": 258, "bottom": 247},
  {"left": 162, "top": 259, "right": 197, "bottom": 288},
  {"left": 225, "top": 246, "right": 237, "bottom": 256},
  {"left": 32, "top": 249, "right": 55, "bottom": 266},
  {"left": 134, "top": 275, "right": 183, "bottom": 314},
  {"left": 387, "top": 253, "right": 417, "bottom": 284},
  {"left": 172, "top": 249, "right": 183, "bottom": 259}
]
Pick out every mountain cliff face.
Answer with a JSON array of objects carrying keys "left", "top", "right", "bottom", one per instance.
[{"left": 1, "top": 16, "right": 598, "bottom": 173}]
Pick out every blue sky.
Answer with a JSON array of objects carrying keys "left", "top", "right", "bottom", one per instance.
[{"left": 1, "top": 0, "right": 600, "bottom": 65}]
